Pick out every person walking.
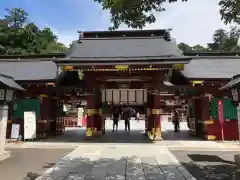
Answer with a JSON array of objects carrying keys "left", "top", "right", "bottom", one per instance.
[{"left": 112, "top": 107, "right": 119, "bottom": 132}]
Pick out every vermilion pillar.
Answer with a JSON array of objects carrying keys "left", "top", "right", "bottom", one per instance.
[
  {"left": 152, "top": 91, "right": 162, "bottom": 139},
  {"left": 94, "top": 90, "right": 103, "bottom": 135},
  {"left": 86, "top": 93, "right": 95, "bottom": 137},
  {"left": 86, "top": 90, "right": 104, "bottom": 137},
  {"left": 146, "top": 91, "right": 153, "bottom": 136}
]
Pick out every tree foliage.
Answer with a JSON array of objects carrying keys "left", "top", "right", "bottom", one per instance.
[
  {"left": 1, "top": 7, "right": 240, "bottom": 55},
  {"left": 94, "top": 0, "right": 187, "bottom": 30},
  {"left": 219, "top": 0, "right": 240, "bottom": 24},
  {"left": 95, "top": 0, "right": 240, "bottom": 30},
  {"left": 0, "top": 8, "right": 68, "bottom": 55},
  {"left": 178, "top": 26, "right": 240, "bottom": 53}
]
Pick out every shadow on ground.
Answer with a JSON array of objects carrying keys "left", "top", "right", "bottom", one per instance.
[
  {"left": 24, "top": 154, "right": 239, "bottom": 180},
  {"left": 0, "top": 148, "right": 73, "bottom": 180},
  {"left": 162, "top": 129, "right": 203, "bottom": 141},
  {"left": 37, "top": 128, "right": 154, "bottom": 144},
  {"left": 24, "top": 156, "right": 191, "bottom": 180},
  {"left": 36, "top": 122, "right": 202, "bottom": 144},
  {"left": 181, "top": 154, "right": 237, "bottom": 180}
]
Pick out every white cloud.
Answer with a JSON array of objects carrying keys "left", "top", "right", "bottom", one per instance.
[
  {"left": 55, "top": 0, "right": 231, "bottom": 46},
  {"left": 144, "top": 0, "right": 232, "bottom": 46}
]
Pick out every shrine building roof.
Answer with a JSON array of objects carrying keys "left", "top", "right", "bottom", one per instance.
[
  {"left": 0, "top": 73, "right": 24, "bottom": 90},
  {"left": 55, "top": 29, "right": 191, "bottom": 65},
  {"left": 1, "top": 57, "right": 240, "bottom": 81},
  {"left": 182, "top": 57, "right": 240, "bottom": 79},
  {"left": 0, "top": 60, "right": 57, "bottom": 81}
]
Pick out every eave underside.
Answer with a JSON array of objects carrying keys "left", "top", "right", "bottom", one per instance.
[{"left": 54, "top": 57, "right": 191, "bottom": 66}]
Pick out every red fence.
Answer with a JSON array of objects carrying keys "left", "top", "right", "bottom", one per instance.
[{"left": 64, "top": 115, "right": 87, "bottom": 128}]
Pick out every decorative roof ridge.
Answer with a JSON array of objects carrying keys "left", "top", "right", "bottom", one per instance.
[
  {"left": 191, "top": 56, "right": 240, "bottom": 60},
  {"left": 77, "top": 29, "right": 172, "bottom": 42},
  {"left": 0, "top": 59, "right": 57, "bottom": 62},
  {"left": 76, "top": 36, "right": 168, "bottom": 40}
]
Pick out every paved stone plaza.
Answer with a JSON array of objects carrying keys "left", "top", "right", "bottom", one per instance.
[
  {"left": 4, "top": 120, "right": 240, "bottom": 179},
  {"left": 35, "top": 120, "right": 196, "bottom": 180},
  {"left": 36, "top": 145, "right": 196, "bottom": 180}
]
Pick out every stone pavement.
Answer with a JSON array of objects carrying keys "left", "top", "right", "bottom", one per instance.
[
  {"left": 36, "top": 145, "right": 196, "bottom": 180},
  {"left": 0, "top": 148, "right": 73, "bottom": 180},
  {"left": 5, "top": 119, "right": 240, "bottom": 179},
  {"left": 35, "top": 120, "right": 197, "bottom": 179}
]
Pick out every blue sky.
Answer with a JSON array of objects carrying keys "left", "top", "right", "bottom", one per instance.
[{"left": 0, "top": 0, "right": 230, "bottom": 46}]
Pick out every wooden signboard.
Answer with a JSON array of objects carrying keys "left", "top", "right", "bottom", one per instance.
[
  {"left": 11, "top": 124, "right": 20, "bottom": 139},
  {"left": 24, "top": 111, "right": 36, "bottom": 140}
]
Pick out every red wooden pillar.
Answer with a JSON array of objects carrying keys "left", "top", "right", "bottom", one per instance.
[
  {"left": 146, "top": 91, "right": 153, "bottom": 135},
  {"left": 200, "top": 96, "right": 213, "bottom": 140},
  {"left": 86, "top": 90, "right": 103, "bottom": 137},
  {"left": 94, "top": 90, "right": 103, "bottom": 135},
  {"left": 85, "top": 93, "right": 95, "bottom": 137},
  {"left": 152, "top": 91, "right": 162, "bottom": 139}
]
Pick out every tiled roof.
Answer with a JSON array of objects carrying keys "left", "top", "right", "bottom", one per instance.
[
  {"left": 0, "top": 61, "right": 57, "bottom": 81},
  {"left": 1, "top": 57, "right": 240, "bottom": 81},
  {"left": 220, "top": 75, "right": 240, "bottom": 90},
  {"left": 182, "top": 58, "right": 240, "bottom": 79},
  {"left": 66, "top": 37, "right": 182, "bottom": 59},
  {"left": 0, "top": 73, "right": 24, "bottom": 90}
]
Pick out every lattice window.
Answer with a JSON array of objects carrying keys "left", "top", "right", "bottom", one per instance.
[
  {"left": 101, "top": 90, "right": 106, "bottom": 102},
  {"left": 136, "top": 89, "right": 143, "bottom": 104},
  {"left": 6, "top": 90, "right": 13, "bottom": 101},
  {"left": 120, "top": 89, "right": 128, "bottom": 103},
  {"left": 113, "top": 89, "right": 120, "bottom": 104},
  {"left": 128, "top": 89, "right": 135, "bottom": 104},
  {"left": 0, "top": 89, "right": 5, "bottom": 100},
  {"left": 232, "top": 88, "right": 239, "bottom": 102},
  {"left": 106, "top": 89, "right": 112, "bottom": 103}
]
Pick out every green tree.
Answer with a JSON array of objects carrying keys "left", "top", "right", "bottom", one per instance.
[
  {"left": 4, "top": 8, "right": 28, "bottom": 28},
  {"left": 0, "top": 8, "right": 68, "bottom": 55},
  {"left": 207, "top": 29, "right": 228, "bottom": 52},
  {"left": 207, "top": 27, "right": 240, "bottom": 52},
  {"left": 177, "top": 43, "right": 193, "bottom": 53},
  {"left": 177, "top": 43, "right": 208, "bottom": 53},
  {"left": 94, "top": 0, "right": 188, "bottom": 30},
  {"left": 0, "top": 44, "right": 5, "bottom": 54},
  {"left": 219, "top": 0, "right": 240, "bottom": 25},
  {"left": 95, "top": 0, "right": 240, "bottom": 29},
  {"left": 191, "top": 45, "right": 208, "bottom": 52}
]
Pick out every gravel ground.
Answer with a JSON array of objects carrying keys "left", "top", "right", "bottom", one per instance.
[{"left": 0, "top": 148, "right": 74, "bottom": 180}]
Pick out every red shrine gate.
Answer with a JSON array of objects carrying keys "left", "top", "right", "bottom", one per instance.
[{"left": 54, "top": 29, "right": 191, "bottom": 140}]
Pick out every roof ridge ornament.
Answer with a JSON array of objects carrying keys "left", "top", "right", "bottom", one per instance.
[
  {"left": 78, "top": 31, "right": 84, "bottom": 43},
  {"left": 164, "top": 28, "right": 172, "bottom": 41}
]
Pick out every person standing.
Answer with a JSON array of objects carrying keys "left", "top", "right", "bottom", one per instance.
[
  {"left": 112, "top": 107, "right": 119, "bottom": 132},
  {"left": 136, "top": 112, "right": 140, "bottom": 122},
  {"left": 122, "top": 106, "right": 134, "bottom": 132},
  {"left": 122, "top": 105, "right": 132, "bottom": 131},
  {"left": 172, "top": 109, "right": 180, "bottom": 132},
  {"left": 124, "top": 116, "right": 130, "bottom": 132}
]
